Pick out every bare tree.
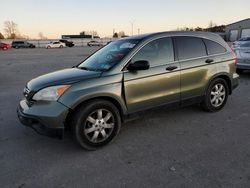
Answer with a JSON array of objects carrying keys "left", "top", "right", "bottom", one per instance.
[
  {"left": 0, "top": 32, "right": 4, "bottom": 39},
  {"left": 208, "top": 21, "right": 216, "bottom": 28},
  {"left": 86, "top": 30, "right": 99, "bottom": 37},
  {"left": 38, "top": 32, "right": 47, "bottom": 39},
  {"left": 113, "top": 32, "right": 118, "bottom": 38},
  {"left": 4, "top": 21, "right": 19, "bottom": 39}
]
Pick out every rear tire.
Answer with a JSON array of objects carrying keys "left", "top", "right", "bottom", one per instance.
[
  {"left": 59, "top": 45, "right": 63, "bottom": 48},
  {"left": 201, "top": 78, "right": 229, "bottom": 112},
  {"left": 71, "top": 100, "right": 121, "bottom": 150}
]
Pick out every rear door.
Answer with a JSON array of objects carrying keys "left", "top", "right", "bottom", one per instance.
[
  {"left": 123, "top": 37, "right": 180, "bottom": 113},
  {"left": 174, "top": 36, "right": 212, "bottom": 101}
]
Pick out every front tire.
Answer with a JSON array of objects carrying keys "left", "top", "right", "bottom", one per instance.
[
  {"left": 72, "top": 100, "right": 121, "bottom": 150},
  {"left": 202, "top": 78, "right": 229, "bottom": 112}
]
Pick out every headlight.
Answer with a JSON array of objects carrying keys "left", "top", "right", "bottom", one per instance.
[{"left": 32, "top": 85, "right": 70, "bottom": 101}]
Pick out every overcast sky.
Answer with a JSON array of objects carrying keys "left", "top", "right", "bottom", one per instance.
[{"left": 1, "top": 0, "right": 250, "bottom": 39}]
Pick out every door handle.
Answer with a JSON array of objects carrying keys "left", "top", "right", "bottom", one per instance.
[
  {"left": 205, "top": 59, "right": 214, "bottom": 64},
  {"left": 166, "top": 65, "right": 178, "bottom": 71}
]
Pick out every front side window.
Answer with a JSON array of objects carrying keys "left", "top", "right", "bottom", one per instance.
[
  {"left": 78, "top": 39, "right": 141, "bottom": 71},
  {"left": 175, "top": 36, "right": 207, "bottom": 60},
  {"left": 203, "top": 39, "right": 226, "bottom": 55},
  {"left": 131, "top": 37, "right": 174, "bottom": 66}
]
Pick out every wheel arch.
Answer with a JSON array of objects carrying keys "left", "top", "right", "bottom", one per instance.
[
  {"left": 205, "top": 73, "right": 232, "bottom": 95},
  {"left": 65, "top": 96, "right": 127, "bottom": 129}
]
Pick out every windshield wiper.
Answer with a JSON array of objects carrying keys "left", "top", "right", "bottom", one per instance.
[
  {"left": 77, "top": 66, "right": 89, "bottom": 70},
  {"left": 77, "top": 66, "right": 106, "bottom": 72}
]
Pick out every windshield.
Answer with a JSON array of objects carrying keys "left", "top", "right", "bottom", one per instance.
[{"left": 78, "top": 39, "right": 141, "bottom": 71}]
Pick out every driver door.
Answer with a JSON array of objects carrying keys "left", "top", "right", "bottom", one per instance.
[{"left": 123, "top": 37, "right": 180, "bottom": 113}]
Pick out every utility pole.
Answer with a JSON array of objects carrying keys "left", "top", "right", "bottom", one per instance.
[
  {"left": 138, "top": 28, "right": 140, "bottom": 35},
  {"left": 129, "top": 20, "right": 136, "bottom": 36}
]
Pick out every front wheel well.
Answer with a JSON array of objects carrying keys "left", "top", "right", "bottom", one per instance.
[{"left": 65, "top": 97, "right": 125, "bottom": 130}]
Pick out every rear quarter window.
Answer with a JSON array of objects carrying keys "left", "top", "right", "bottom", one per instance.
[
  {"left": 175, "top": 36, "right": 207, "bottom": 61},
  {"left": 203, "top": 39, "right": 226, "bottom": 55}
]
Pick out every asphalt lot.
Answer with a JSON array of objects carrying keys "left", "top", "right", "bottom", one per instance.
[{"left": 0, "top": 47, "right": 250, "bottom": 188}]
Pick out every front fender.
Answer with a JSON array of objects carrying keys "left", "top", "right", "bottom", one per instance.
[{"left": 58, "top": 74, "right": 128, "bottom": 115}]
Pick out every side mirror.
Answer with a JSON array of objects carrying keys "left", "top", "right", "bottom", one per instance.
[{"left": 127, "top": 60, "right": 150, "bottom": 71}]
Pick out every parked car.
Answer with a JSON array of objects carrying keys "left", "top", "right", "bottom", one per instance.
[
  {"left": 232, "top": 37, "right": 250, "bottom": 48},
  {"left": 17, "top": 32, "right": 239, "bottom": 150},
  {"left": 59, "top": 39, "right": 74, "bottom": 47},
  {"left": 12, "top": 41, "right": 35, "bottom": 48},
  {"left": 234, "top": 42, "right": 250, "bottom": 73},
  {"left": 87, "top": 40, "right": 102, "bottom": 47},
  {"left": 0, "top": 42, "right": 11, "bottom": 50},
  {"left": 46, "top": 41, "right": 65, "bottom": 49}
]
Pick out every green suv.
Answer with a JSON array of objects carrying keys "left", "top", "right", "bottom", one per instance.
[{"left": 17, "top": 32, "right": 239, "bottom": 150}]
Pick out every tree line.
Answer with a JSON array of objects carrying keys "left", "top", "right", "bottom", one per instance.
[
  {"left": 176, "top": 21, "right": 225, "bottom": 33},
  {"left": 0, "top": 20, "right": 47, "bottom": 40},
  {"left": 0, "top": 20, "right": 226, "bottom": 40}
]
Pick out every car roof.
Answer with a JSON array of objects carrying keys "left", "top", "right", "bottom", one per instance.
[
  {"left": 119, "top": 31, "right": 227, "bottom": 48},
  {"left": 120, "top": 31, "right": 223, "bottom": 42}
]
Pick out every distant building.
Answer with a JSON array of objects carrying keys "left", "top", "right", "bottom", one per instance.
[
  {"left": 225, "top": 18, "right": 250, "bottom": 41},
  {"left": 62, "top": 32, "right": 92, "bottom": 39}
]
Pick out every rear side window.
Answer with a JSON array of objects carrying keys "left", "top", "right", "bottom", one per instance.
[
  {"left": 203, "top": 39, "right": 226, "bottom": 55},
  {"left": 175, "top": 37, "right": 207, "bottom": 60}
]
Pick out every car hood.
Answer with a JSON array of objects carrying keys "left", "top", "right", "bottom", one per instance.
[{"left": 27, "top": 68, "right": 102, "bottom": 91}]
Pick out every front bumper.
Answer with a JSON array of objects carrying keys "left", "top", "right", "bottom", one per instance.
[{"left": 17, "top": 99, "right": 69, "bottom": 139}]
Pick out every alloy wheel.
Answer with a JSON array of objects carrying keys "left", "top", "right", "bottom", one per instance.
[
  {"left": 84, "top": 109, "right": 115, "bottom": 143},
  {"left": 210, "top": 83, "right": 226, "bottom": 107}
]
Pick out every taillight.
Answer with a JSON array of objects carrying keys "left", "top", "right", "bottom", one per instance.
[
  {"left": 234, "top": 58, "right": 237, "bottom": 65},
  {"left": 229, "top": 47, "right": 237, "bottom": 65}
]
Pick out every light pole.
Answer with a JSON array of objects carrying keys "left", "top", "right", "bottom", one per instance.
[{"left": 129, "top": 20, "right": 136, "bottom": 36}]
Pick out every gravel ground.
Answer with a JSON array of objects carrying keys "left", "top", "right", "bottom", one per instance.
[{"left": 0, "top": 47, "right": 250, "bottom": 188}]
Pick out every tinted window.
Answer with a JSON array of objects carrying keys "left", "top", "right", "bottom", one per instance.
[
  {"left": 132, "top": 37, "right": 174, "bottom": 66},
  {"left": 175, "top": 37, "right": 206, "bottom": 60},
  {"left": 204, "top": 39, "right": 226, "bottom": 55}
]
